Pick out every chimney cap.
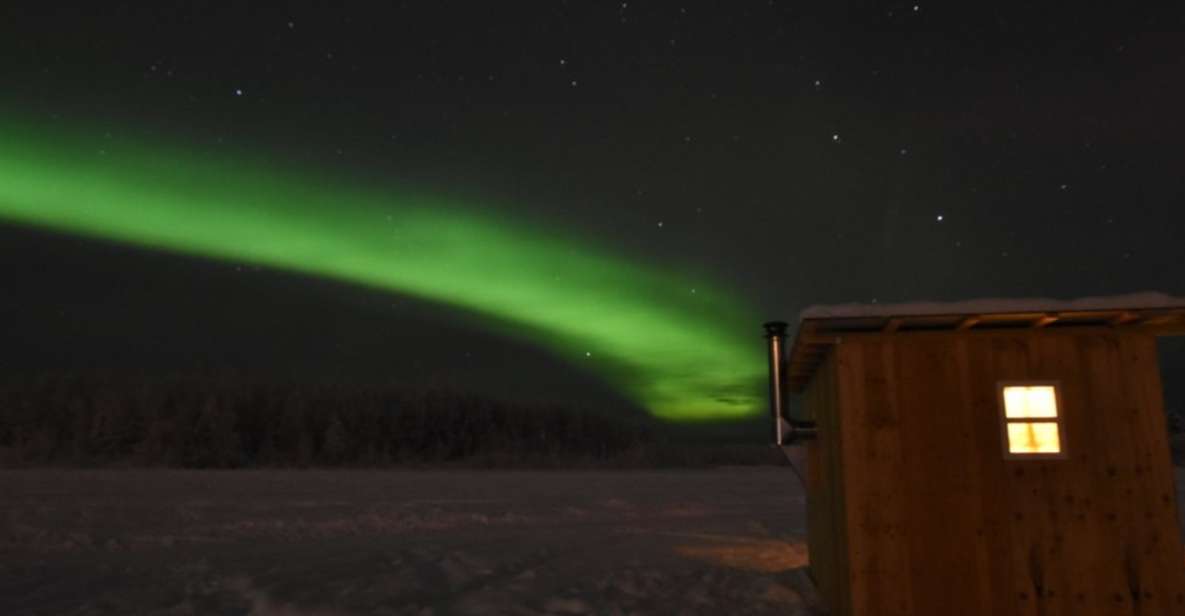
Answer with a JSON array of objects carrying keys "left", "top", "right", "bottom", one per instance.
[{"left": 763, "top": 321, "right": 789, "bottom": 337}]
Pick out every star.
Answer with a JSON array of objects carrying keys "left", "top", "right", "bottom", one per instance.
[
  {"left": 234, "top": 88, "right": 243, "bottom": 96},
  {"left": 936, "top": 214, "right": 944, "bottom": 222},
  {"left": 657, "top": 221, "right": 664, "bottom": 228}
]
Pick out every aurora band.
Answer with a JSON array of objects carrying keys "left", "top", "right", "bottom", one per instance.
[{"left": 0, "top": 116, "right": 764, "bottom": 420}]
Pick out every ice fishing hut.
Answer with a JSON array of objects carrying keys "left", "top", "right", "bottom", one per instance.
[{"left": 764, "top": 293, "right": 1185, "bottom": 616}]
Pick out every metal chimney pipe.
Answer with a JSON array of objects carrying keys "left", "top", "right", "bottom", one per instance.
[{"left": 763, "top": 321, "right": 789, "bottom": 445}]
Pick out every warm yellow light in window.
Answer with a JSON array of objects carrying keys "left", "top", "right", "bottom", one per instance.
[
  {"left": 1003, "top": 385, "right": 1058, "bottom": 419},
  {"left": 1006, "top": 422, "right": 1061, "bottom": 454}
]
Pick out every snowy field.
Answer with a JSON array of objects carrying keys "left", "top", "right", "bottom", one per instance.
[
  {"left": 0, "top": 468, "right": 818, "bottom": 615},
  {"left": 5, "top": 468, "right": 1184, "bottom": 615}
]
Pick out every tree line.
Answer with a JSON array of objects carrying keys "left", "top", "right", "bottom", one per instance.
[{"left": 0, "top": 373, "right": 654, "bottom": 468}]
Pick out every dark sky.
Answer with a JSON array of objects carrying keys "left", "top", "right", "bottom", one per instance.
[{"left": 2, "top": 2, "right": 1184, "bottom": 415}]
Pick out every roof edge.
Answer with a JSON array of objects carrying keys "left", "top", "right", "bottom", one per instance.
[{"left": 798, "top": 291, "right": 1185, "bottom": 322}]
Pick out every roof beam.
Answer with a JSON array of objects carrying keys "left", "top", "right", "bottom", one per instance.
[
  {"left": 1110, "top": 311, "right": 1141, "bottom": 326},
  {"left": 956, "top": 316, "right": 981, "bottom": 330},
  {"left": 1140, "top": 313, "right": 1182, "bottom": 326},
  {"left": 883, "top": 318, "right": 904, "bottom": 333},
  {"left": 1033, "top": 314, "right": 1059, "bottom": 328}
]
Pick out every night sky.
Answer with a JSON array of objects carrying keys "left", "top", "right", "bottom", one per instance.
[{"left": 2, "top": 3, "right": 1183, "bottom": 421}]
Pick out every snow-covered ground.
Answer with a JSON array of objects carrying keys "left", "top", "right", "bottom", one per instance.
[
  {"left": 0, "top": 469, "right": 817, "bottom": 615},
  {"left": 5, "top": 468, "right": 1184, "bottom": 615}
]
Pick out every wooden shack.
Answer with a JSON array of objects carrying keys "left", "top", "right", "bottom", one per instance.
[{"left": 771, "top": 293, "right": 1185, "bottom": 616}]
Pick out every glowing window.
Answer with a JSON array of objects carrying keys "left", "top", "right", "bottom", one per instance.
[{"left": 999, "top": 383, "right": 1065, "bottom": 457}]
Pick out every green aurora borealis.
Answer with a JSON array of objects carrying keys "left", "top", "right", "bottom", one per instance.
[{"left": 0, "top": 116, "right": 765, "bottom": 420}]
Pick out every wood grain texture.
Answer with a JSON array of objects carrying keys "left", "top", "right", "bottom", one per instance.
[
  {"left": 835, "top": 339, "right": 914, "bottom": 615},
  {"left": 805, "top": 350, "right": 848, "bottom": 614},
  {"left": 804, "top": 328, "right": 1185, "bottom": 615}
]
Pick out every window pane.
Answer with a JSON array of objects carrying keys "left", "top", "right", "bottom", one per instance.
[
  {"left": 1003, "top": 385, "right": 1058, "bottom": 419},
  {"left": 1007, "top": 421, "right": 1061, "bottom": 454}
]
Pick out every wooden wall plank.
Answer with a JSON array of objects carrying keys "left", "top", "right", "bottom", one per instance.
[
  {"left": 804, "top": 353, "right": 830, "bottom": 607},
  {"left": 1027, "top": 333, "right": 1102, "bottom": 615},
  {"left": 962, "top": 335, "right": 1025, "bottom": 615},
  {"left": 806, "top": 350, "right": 850, "bottom": 614},
  {"left": 1115, "top": 332, "right": 1185, "bottom": 611},
  {"left": 897, "top": 336, "right": 992, "bottom": 615},
  {"left": 837, "top": 340, "right": 914, "bottom": 615},
  {"left": 1080, "top": 333, "right": 1148, "bottom": 613},
  {"left": 988, "top": 335, "right": 1048, "bottom": 616}
]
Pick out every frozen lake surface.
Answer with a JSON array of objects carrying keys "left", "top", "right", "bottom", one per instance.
[{"left": 0, "top": 468, "right": 818, "bottom": 615}]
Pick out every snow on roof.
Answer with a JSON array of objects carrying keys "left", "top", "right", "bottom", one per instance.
[{"left": 798, "top": 291, "right": 1185, "bottom": 322}]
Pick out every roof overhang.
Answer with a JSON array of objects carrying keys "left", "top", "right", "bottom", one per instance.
[{"left": 785, "top": 293, "right": 1185, "bottom": 392}]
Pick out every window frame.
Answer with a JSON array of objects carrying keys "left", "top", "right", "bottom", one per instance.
[{"left": 996, "top": 380, "right": 1068, "bottom": 460}]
